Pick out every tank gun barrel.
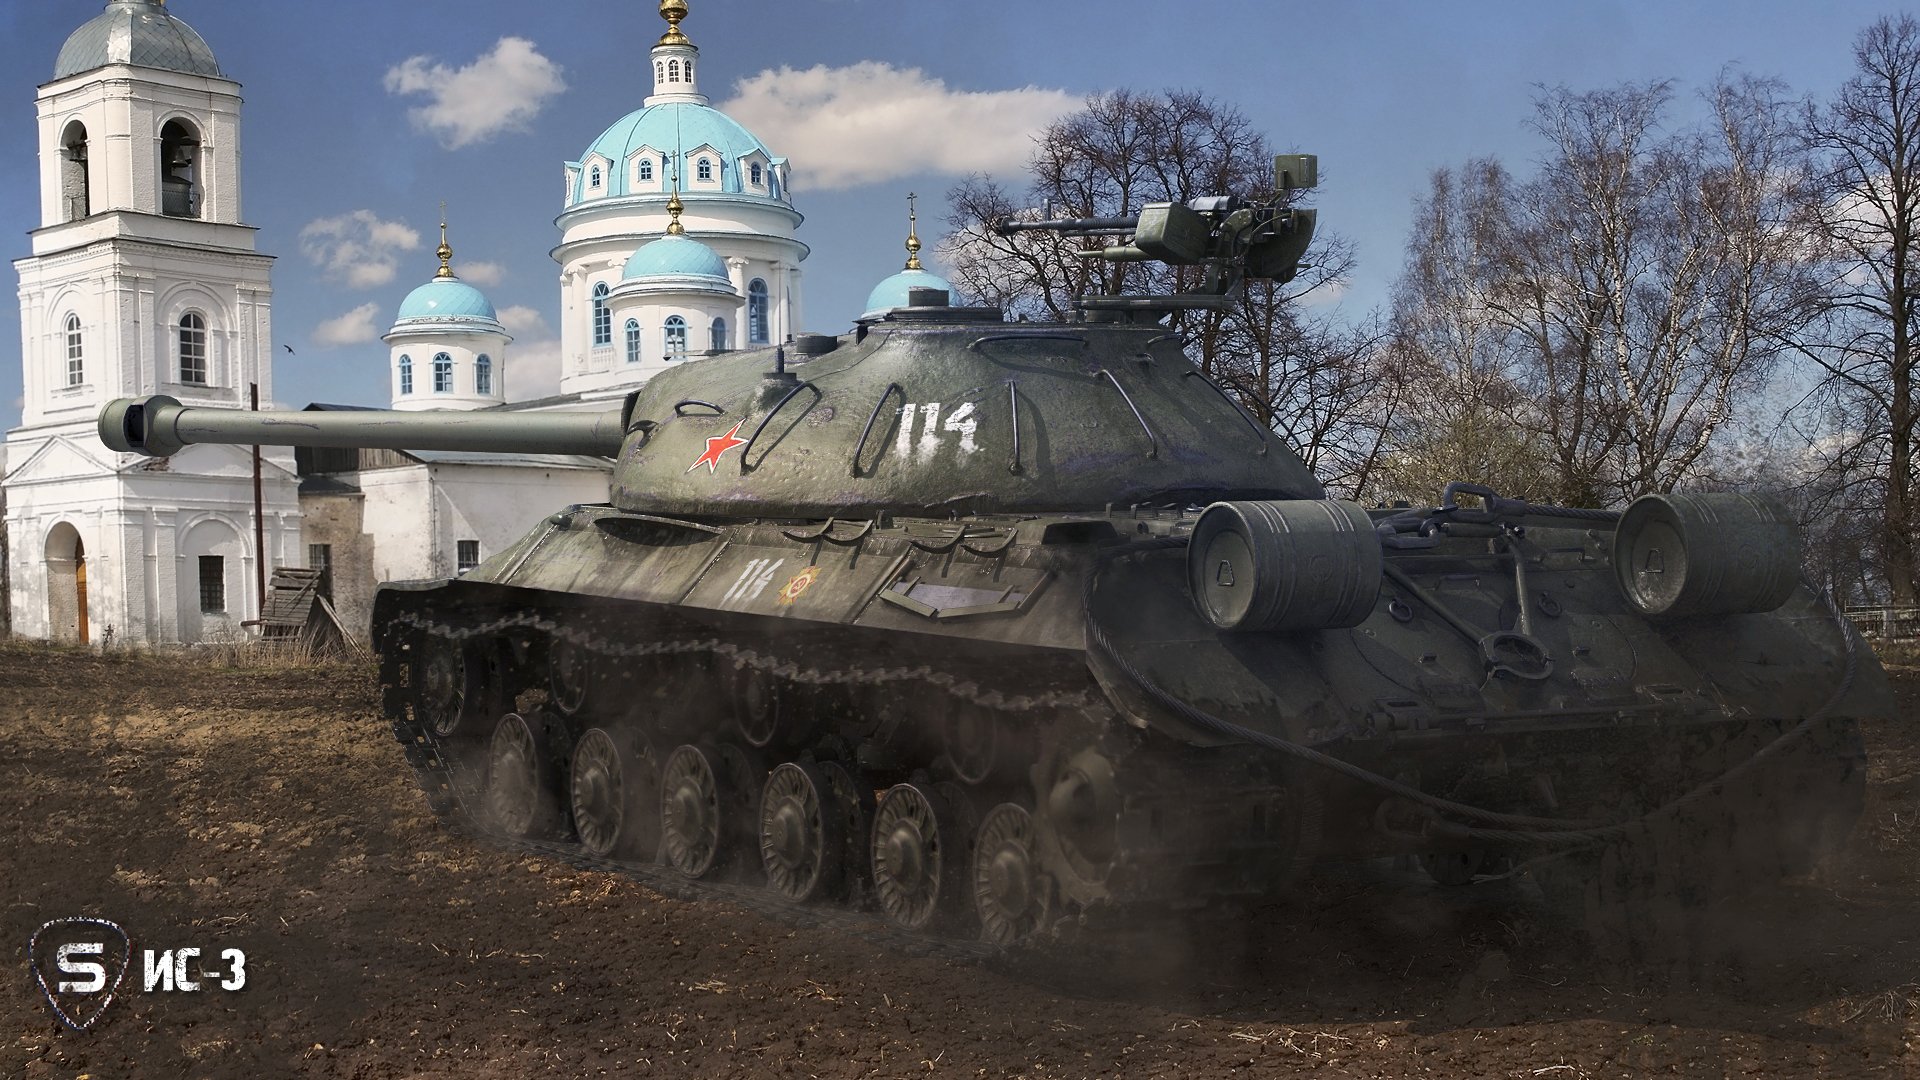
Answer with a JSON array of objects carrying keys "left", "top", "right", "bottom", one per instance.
[
  {"left": 99, "top": 395, "right": 627, "bottom": 459},
  {"left": 994, "top": 215, "right": 1140, "bottom": 235}
]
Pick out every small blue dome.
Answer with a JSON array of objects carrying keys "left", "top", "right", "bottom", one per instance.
[
  {"left": 394, "top": 277, "right": 499, "bottom": 325},
  {"left": 864, "top": 268, "right": 955, "bottom": 315},
  {"left": 572, "top": 101, "right": 782, "bottom": 203},
  {"left": 622, "top": 235, "right": 730, "bottom": 283}
]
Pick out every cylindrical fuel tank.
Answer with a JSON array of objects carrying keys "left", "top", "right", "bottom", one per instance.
[
  {"left": 1187, "top": 499, "right": 1382, "bottom": 631},
  {"left": 1613, "top": 492, "right": 1800, "bottom": 617}
]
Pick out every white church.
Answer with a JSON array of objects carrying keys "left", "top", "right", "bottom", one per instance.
[{"left": 6, "top": 0, "right": 956, "bottom": 644}]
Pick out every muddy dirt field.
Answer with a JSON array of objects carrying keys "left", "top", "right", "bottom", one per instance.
[{"left": 1, "top": 643, "right": 1917, "bottom": 1079}]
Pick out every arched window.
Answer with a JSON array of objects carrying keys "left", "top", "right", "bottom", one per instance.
[
  {"left": 160, "top": 119, "right": 200, "bottom": 218},
  {"left": 696, "top": 157, "right": 713, "bottom": 182},
  {"left": 749, "top": 162, "right": 762, "bottom": 187},
  {"left": 625, "top": 319, "right": 641, "bottom": 364},
  {"left": 748, "top": 279, "right": 769, "bottom": 344},
  {"left": 638, "top": 158, "right": 654, "bottom": 183},
  {"left": 178, "top": 312, "right": 207, "bottom": 385},
  {"left": 664, "top": 315, "right": 688, "bottom": 360},
  {"left": 668, "top": 58, "right": 681, "bottom": 82},
  {"left": 655, "top": 61, "right": 664, "bottom": 82},
  {"left": 710, "top": 317, "right": 728, "bottom": 353},
  {"left": 685, "top": 60, "right": 695, "bottom": 82},
  {"left": 61, "top": 121, "right": 89, "bottom": 221},
  {"left": 592, "top": 282, "right": 611, "bottom": 346},
  {"left": 64, "top": 314, "right": 83, "bottom": 386},
  {"left": 432, "top": 352, "right": 453, "bottom": 393},
  {"left": 589, "top": 164, "right": 602, "bottom": 189},
  {"left": 398, "top": 354, "right": 413, "bottom": 395},
  {"left": 475, "top": 354, "right": 492, "bottom": 395}
]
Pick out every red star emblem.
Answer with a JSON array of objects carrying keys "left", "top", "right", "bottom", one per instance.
[{"left": 687, "top": 420, "right": 748, "bottom": 473}]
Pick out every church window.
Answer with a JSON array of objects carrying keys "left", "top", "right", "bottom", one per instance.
[
  {"left": 178, "top": 312, "right": 208, "bottom": 385},
  {"left": 638, "top": 158, "right": 654, "bottom": 183},
  {"left": 697, "top": 157, "right": 713, "bottom": 182},
  {"left": 61, "top": 121, "right": 89, "bottom": 221},
  {"left": 625, "top": 319, "right": 641, "bottom": 364},
  {"left": 592, "top": 283, "right": 612, "bottom": 346},
  {"left": 64, "top": 314, "right": 83, "bottom": 386},
  {"left": 748, "top": 279, "right": 769, "bottom": 344},
  {"left": 398, "top": 354, "right": 413, "bottom": 395},
  {"left": 198, "top": 555, "right": 225, "bottom": 613},
  {"left": 664, "top": 315, "right": 688, "bottom": 360},
  {"left": 710, "top": 317, "right": 728, "bottom": 353},
  {"left": 685, "top": 60, "right": 694, "bottom": 82},
  {"left": 432, "top": 353, "right": 453, "bottom": 393},
  {"left": 456, "top": 540, "right": 481, "bottom": 574},
  {"left": 750, "top": 162, "right": 762, "bottom": 187},
  {"left": 308, "top": 543, "right": 332, "bottom": 598},
  {"left": 589, "top": 164, "right": 602, "bottom": 189},
  {"left": 475, "top": 354, "right": 492, "bottom": 395},
  {"left": 655, "top": 61, "right": 664, "bottom": 82},
  {"left": 160, "top": 119, "right": 200, "bottom": 218},
  {"left": 669, "top": 59, "right": 681, "bottom": 82}
]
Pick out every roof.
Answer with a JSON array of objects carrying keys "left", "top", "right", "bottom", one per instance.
[
  {"left": 622, "top": 234, "right": 730, "bottom": 282},
  {"left": 56, "top": 0, "right": 221, "bottom": 80},
  {"left": 863, "top": 268, "right": 955, "bottom": 318},
  {"left": 572, "top": 101, "right": 780, "bottom": 204},
  {"left": 393, "top": 277, "right": 500, "bottom": 328}
]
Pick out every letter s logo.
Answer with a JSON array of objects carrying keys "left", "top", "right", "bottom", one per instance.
[{"left": 55, "top": 942, "right": 106, "bottom": 994}]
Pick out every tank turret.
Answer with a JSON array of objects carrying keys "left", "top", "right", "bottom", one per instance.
[{"left": 100, "top": 155, "right": 1328, "bottom": 520}]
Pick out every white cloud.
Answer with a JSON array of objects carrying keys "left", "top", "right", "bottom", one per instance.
[
  {"left": 385, "top": 37, "right": 567, "bottom": 150},
  {"left": 459, "top": 260, "right": 507, "bottom": 286},
  {"left": 720, "top": 62, "right": 1076, "bottom": 190},
  {"left": 313, "top": 302, "right": 383, "bottom": 347},
  {"left": 496, "top": 305, "right": 549, "bottom": 338},
  {"left": 497, "top": 305, "right": 560, "bottom": 400},
  {"left": 507, "top": 339, "right": 563, "bottom": 402},
  {"left": 299, "top": 210, "right": 421, "bottom": 289}
]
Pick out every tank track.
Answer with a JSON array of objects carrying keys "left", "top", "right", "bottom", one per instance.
[
  {"left": 367, "top": 579, "right": 1871, "bottom": 963},
  {"left": 374, "top": 600, "right": 1060, "bottom": 960}
]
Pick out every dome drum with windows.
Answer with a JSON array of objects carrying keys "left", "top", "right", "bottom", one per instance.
[{"left": 385, "top": 221, "right": 509, "bottom": 411}]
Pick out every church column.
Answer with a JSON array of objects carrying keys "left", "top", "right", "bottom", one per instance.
[
  {"left": 769, "top": 259, "right": 788, "bottom": 343},
  {"left": 726, "top": 256, "right": 748, "bottom": 342}
]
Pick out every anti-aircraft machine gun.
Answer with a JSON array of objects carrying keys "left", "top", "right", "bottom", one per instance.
[{"left": 99, "top": 152, "right": 1892, "bottom": 946}]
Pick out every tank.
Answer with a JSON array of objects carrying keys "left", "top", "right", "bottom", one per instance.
[{"left": 98, "top": 159, "right": 1895, "bottom": 946}]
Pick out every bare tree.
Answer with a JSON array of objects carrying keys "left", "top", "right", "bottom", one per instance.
[
  {"left": 1375, "top": 159, "right": 1561, "bottom": 504},
  {"left": 1385, "top": 76, "right": 1815, "bottom": 508},
  {"left": 1796, "top": 14, "right": 1920, "bottom": 604},
  {"left": 941, "top": 89, "right": 1373, "bottom": 488}
]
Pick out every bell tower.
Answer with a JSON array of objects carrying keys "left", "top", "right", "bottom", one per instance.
[
  {"left": 20, "top": 0, "right": 272, "bottom": 428},
  {"left": 6, "top": 0, "right": 301, "bottom": 645}
]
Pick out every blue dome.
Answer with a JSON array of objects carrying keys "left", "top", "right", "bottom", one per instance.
[
  {"left": 572, "top": 101, "right": 782, "bottom": 203},
  {"left": 622, "top": 235, "right": 730, "bottom": 283},
  {"left": 56, "top": 1, "right": 221, "bottom": 80},
  {"left": 864, "top": 268, "right": 955, "bottom": 316},
  {"left": 394, "top": 277, "right": 499, "bottom": 326}
]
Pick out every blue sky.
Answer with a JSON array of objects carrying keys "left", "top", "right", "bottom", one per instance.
[{"left": 0, "top": 1, "right": 1906, "bottom": 426}]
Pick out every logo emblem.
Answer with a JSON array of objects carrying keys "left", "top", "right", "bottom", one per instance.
[
  {"left": 688, "top": 420, "right": 749, "bottom": 473},
  {"left": 777, "top": 565, "right": 821, "bottom": 605},
  {"left": 30, "top": 917, "right": 130, "bottom": 1032}
]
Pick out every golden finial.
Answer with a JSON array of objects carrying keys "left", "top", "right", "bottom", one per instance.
[
  {"left": 658, "top": 0, "right": 692, "bottom": 46},
  {"left": 904, "top": 191, "right": 924, "bottom": 271},
  {"left": 666, "top": 175, "right": 685, "bottom": 235},
  {"left": 435, "top": 201, "right": 455, "bottom": 279}
]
